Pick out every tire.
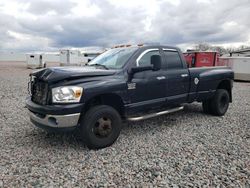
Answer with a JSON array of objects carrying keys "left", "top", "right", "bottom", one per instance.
[
  {"left": 210, "top": 89, "right": 230, "bottom": 116},
  {"left": 202, "top": 99, "right": 213, "bottom": 114},
  {"left": 80, "top": 105, "right": 122, "bottom": 149}
]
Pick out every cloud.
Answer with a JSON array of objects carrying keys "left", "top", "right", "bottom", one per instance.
[
  {"left": 0, "top": 0, "right": 249, "bottom": 52},
  {"left": 5, "top": 30, "right": 51, "bottom": 51},
  {"left": 27, "top": 0, "right": 74, "bottom": 15}
]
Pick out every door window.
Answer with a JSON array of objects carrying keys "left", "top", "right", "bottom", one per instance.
[{"left": 137, "top": 50, "right": 160, "bottom": 67}]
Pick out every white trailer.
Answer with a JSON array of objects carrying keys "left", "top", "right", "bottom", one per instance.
[
  {"left": 81, "top": 52, "right": 101, "bottom": 64},
  {"left": 26, "top": 54, "right": 46, "bottom": 69},
  {"left": 60, "top": 49, "right": 81, "bottom": 66},
  {"left": 218, "top": 57, "right": 250, "bottom": 81}
]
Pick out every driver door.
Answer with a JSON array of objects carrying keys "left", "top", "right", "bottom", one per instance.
[{"left": 127, "top": 49, "right": 167, "bottom": 112}]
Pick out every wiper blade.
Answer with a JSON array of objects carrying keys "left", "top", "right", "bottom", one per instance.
[{"left": 88, "top": 63, "right": 109, "bottom": 70}]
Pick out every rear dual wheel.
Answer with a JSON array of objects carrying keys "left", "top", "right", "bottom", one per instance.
[
  {"left": 202, "top": 89, "right": 230, "bottom": 116},
  {"left": 80, "top": 105, "right": 122, "bottom": 149}
]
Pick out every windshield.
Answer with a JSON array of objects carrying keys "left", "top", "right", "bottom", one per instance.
[{"left": 88, "top": 47, "right": 137, "bottom": 69}]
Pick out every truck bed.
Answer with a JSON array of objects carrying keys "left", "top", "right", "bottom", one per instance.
[{"left": 187, "top": 66, "right": 233, "bottom": 102}]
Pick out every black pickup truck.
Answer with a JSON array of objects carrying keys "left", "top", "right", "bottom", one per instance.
[{"left": 26, "top": 45, "right": 234, "bottom": 149}]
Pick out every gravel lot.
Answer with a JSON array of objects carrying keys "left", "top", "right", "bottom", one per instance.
[{"left": 0, "top": 61, "right": 250, "bottom": 187}]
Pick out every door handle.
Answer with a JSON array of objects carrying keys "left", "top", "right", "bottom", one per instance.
[
  {"left": 156, "top": 76, "right": 166, "bottom": 80},
  {"left": 181, "top": 74, "right": 188, "bottom": 78}
]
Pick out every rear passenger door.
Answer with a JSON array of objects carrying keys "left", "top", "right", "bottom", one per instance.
[{"left": 162, "top": 49, "right": 190, "bottom": 104}]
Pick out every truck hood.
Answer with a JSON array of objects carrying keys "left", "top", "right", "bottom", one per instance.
[{"left": 31, "top": 66, "right": 117, "bottom": 83}]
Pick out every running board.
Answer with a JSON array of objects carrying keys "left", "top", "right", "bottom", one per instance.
[{"left": 127, "top": 106, "right": 184, "bottom": 122}]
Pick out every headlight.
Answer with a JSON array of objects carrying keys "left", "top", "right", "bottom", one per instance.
[{"left": 52, "top": 86, "right": 83, "bottom": 103}]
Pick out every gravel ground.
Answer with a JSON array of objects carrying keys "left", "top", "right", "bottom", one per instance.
[{"left": 0, "top": 61, "right": 250, "bottom": 187}]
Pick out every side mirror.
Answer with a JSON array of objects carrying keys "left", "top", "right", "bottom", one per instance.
[
  {"left": 128, "top": 66, "right": 152, "bottom": 82},
  {"left": 151, "top": 55, "right": 161, "bottom": 71}
]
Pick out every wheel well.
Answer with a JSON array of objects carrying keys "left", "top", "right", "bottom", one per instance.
[
  {"left": 217, "top": 80, "right": 232, "bottom": 102},
  {"left": 84, "top": 93, "right": 125, "bottom": 117}
]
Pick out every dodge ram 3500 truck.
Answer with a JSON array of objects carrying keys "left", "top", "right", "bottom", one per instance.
[{"left": 26, "top": 45, "right": 234, "bottom": 149}]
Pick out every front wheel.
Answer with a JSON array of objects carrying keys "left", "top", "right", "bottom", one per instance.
[{"left": 80, "top": 105, "right": 122, "bottom": 149}]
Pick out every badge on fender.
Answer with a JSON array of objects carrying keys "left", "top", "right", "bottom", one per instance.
[
  {"left": 127, "top": 83, "right": 136, "bottom": 90},
  {"left": 194, "top": 78, "right": 199, "bottom": 85}
]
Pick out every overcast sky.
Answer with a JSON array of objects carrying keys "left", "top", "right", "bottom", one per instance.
[{"left": 0, "top": 0, "right": 250, "bottom": 52}]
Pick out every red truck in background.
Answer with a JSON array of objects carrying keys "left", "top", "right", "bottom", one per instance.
[{"left": 183, "top": 51, "right": 219, "bottom": 68}]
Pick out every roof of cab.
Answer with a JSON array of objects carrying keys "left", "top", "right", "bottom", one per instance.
[{"left": 111, "top": 44, "right": 180, "bottom": 51}]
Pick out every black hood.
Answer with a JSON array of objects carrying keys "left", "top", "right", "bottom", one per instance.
[{"left": 31, "top": 66, "right": 117, "bottom": 83}]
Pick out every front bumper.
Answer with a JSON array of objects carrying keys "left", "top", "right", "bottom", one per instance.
[
  {"left": 29, "top": 111, "right": 80, "bottom": 128},
  {"left": 26, "top": 98, "right": 84, "bottom": 131}
]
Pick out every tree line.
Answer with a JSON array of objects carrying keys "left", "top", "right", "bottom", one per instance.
[{"left": 193, "top": 42, "right": 250, "bottom": 54}]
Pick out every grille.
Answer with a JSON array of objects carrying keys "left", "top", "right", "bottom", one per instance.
[{"left": 31, "top": 80, "right": 49, "bottom": 105}]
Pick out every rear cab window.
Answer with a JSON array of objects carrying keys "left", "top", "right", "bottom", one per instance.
[{"left": 162, "top": 49, "right": 183, "bottom": 69}]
